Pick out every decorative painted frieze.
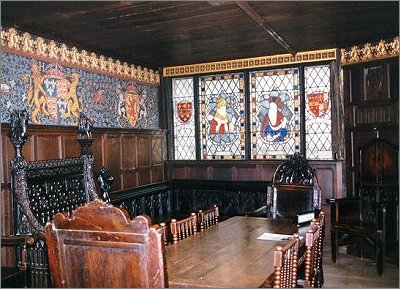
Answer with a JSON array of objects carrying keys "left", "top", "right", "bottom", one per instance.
[
  {"left": 341, "top": 37, "right": 399, "bottom": 65},
  {"left": 1, "top": 27, "right": 160, "bottom": 85},
  {"left": 163, "top": 49, "right": 337, "bottom": 77}
]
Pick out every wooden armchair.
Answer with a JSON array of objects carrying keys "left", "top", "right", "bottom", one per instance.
[
  {"left": 197, "top": 204, "right": 219, "bottom": 231},
  {"left": 170, "top": 212, "right": 198, "bottom": 244},
  {"left": 246, "top": 154, "right": 321, "bottom": 219},
  {"left": 44, "top": 199, "right": 167, "bottom": 288},
  {"left": 4, "top": 110, "right": 100, "bottom": 287},
  {"left": 327, "top": 137, "right": 398, "bottom": 276}
]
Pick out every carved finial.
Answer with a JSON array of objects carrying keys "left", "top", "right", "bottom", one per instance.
[
  {"left": 9, "top": 110, "right": 29, "bottom": 157},
  {"left": 96, "top": 166, "right": 114, "bottom": 203},
  {"left": 77, "top": 112, "right": 93, "bottom": 140}
]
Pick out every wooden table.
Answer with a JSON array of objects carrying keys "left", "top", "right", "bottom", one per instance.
[{"left": 165, "top": 216, "right": 303, "bottom": 288}]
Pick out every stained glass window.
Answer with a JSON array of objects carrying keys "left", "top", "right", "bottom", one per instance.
[
  {"left": 250, "top": 68, "right": 300, "bottom": 159},
  {"left": 172, "top": 78, "right": 196, "bottom": 160},
  {"left": 199, "top": 73, "right": 245, "bottom": 160},
  {"left": 304, "top": 65, "right": 332, "bottom": 159}
]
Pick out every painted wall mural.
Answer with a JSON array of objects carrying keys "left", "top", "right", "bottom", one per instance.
[{"left": 1, "top": 51, "right": 159, "bottom": 129}]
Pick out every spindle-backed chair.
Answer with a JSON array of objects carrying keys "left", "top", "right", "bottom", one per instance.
[
  {"left": 170, "top": 212, "right": 198, "bottom": 244},
  {"left": 198, "top": 204, "right": 219, "bottom": 231}
]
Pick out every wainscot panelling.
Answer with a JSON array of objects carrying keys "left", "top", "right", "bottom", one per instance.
[
  {"left": 167, "top": 160, "right": 343, "bottom": 200},
  {"left": 1, "top": 124, "right": 168, "bottom": 194}
]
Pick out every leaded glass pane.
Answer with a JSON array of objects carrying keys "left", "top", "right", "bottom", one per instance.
[
  {"left": 172, "top": 78, "right": 196, "bottom": 160},
  {"left": 304, "top": 65, "right": 332, "bottom": 160},
  {"left": 250, "top": 68, "right": 300, "bottom": 159},
  {"left": 199, "top": 73, "right": 245, "bottom": 160}
]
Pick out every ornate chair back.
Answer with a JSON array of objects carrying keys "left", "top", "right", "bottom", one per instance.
[
  {"left": 44, "top": 199, "right": 167, "bottom": 288},
  {"left": 267, "top": 154, "right": 321, "bottom": 219}
]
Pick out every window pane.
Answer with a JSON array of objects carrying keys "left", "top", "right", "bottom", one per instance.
[
  {"left": 172, "top": 78, "right": 196, "bottom": 160},
  {"left": 304, "top": 65, "right": 332, "bottom": 160},
  {"left": 199, "top": 73, "right": 245, "bottom": 160},
  {"left": 250, "top": 68, "right": 301, "bottom": 159}
]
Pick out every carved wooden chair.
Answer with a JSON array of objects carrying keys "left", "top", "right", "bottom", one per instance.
[
  {"left": 170, "top": 212, "right": 198, "bottom": 244},
  {"left": 44, "top": 199, "right": 168, "bottom": 288},
  {"left": 272, "top": 233, "right": 301, "bottom": 288},
  {"left": 246, "top": 154, "right": 321, "bottom": 219},
  {"left": 197, "top": 204, "right": 219, "bottom": 231},
  {"left": 5, "top": 110, "right": 100, "bottom": 287},
  {"left": 327, "top": 136, "right": 398, "bottom": 275}
]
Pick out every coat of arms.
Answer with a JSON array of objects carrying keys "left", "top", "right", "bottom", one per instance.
[
  {"left": 177, "top": 101, "right": 192, "bottom": 123},
  {"left": 307, "top": 92, "right": 330, "bottom": 117}
]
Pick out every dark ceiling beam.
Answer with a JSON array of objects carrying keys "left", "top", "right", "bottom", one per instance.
[{"left": 235, "top": 1, "right": 296, "bottom": 55}]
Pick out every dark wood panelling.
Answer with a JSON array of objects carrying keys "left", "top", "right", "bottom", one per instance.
[
  {"left": 91, "top": 132, "right": 104, "bottom": 173},
  {"left": 138, "top": 136, "right": 151, "bottom": 167},
  {"left": 236, "top": 166, "right": 259, "bottom": 181},
  {"left": 105, "top": 134, "right": 122, "bottom": 189},
  {"left": 123, "top": 171, "right": 138, "bottom": 189},
  {"left": 152, "top": 136, "right": 164, "bottom": 165},
  {"left": 343, "top": 57, "right": 399, "bottom": 195},
  {"left": 138, "top": 168, "right": 151, "bottom": 186},
  {"left": 152, "top": 166, "right": 165, "bottom": 184},
  {"left": 35, "top": 134, "right": 61, "bottom": 160},
  {"left": 63, "top": 135, "right": 81, "bottom": 158},
  {"left": 1, "top": 125, "right": 167, "bottom": 192},
  {"left": 167, "top": 160, "right": 343, "bottom": 200},
  {"left": 122, "top": 135, "right": 137, "bottom": 170}
]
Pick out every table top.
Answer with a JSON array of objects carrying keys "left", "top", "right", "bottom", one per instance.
[{"left": 165, "top": 216, "right": 302, "bottom": 288}]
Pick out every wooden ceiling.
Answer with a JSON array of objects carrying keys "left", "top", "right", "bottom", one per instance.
[{"left": 1, "top": 1, "right": 398, "bottom": 71}]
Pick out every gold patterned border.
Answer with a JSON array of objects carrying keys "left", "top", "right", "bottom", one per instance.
[
  {"left": 341, "top": 37, "right": 399, "bottom": 66},
  {"left": 1, "top": 27, "right": 160, "bottom": 85},
  {"left": 163, "top": 49, "right": 337, "bottom": 77}
]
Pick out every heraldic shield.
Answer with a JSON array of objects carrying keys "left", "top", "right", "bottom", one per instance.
[
  {"left": 177, "top": 101, "right": 193, "bottom": 123},
  {"left": 307, "top": 92, "right": 330, "bottom": 117}
]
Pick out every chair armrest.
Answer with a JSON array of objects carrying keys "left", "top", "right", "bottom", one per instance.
[
  {"left": 326, "top": 198, "right": 361, "bottom": 224},
  {"left": 1, "top": 235, "right": 35, "bottom": 247},
  {"left": 245, "top": 205, "right": 267, "bottom": 217}
]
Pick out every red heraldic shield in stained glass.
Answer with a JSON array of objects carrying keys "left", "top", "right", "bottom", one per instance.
[{"left": 177, "top": 101, "right": 192, "bottom": 123}]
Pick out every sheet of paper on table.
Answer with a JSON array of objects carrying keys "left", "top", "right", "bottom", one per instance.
[{"left": 256, "top": 232, "right": 296, "bottom": 241}]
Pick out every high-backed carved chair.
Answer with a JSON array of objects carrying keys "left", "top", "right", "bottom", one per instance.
[
  {"left": 170, "top": 212, "right": 198, "bottom": 244},
  {"left": 197, "top": 204, "right": 219, "bottom": 231},
  {"left": 327, "top": 136, "right": 398, "bottom": 275},
  {"left": 44, "top": 199, "right": 167, "bottom": 288},
  {"left": 247, "top": 154, "right": 321, "bottom": 219},
  {"left": 268, "top": 154, "right": 321, "bottom": 219},
  {"left": 5, "top": 110, "right": 99, "bottom": 287}
]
